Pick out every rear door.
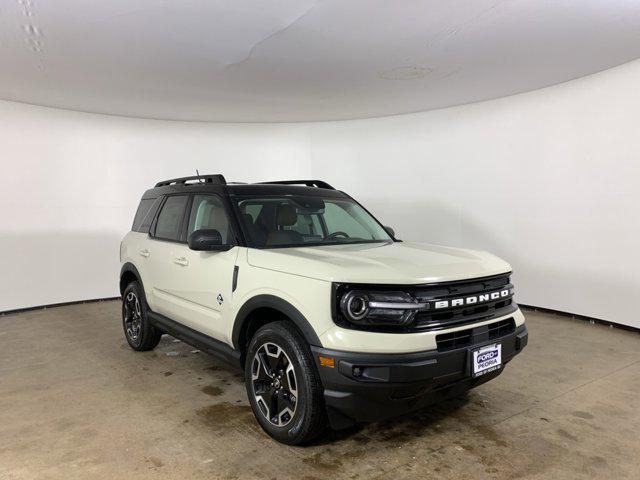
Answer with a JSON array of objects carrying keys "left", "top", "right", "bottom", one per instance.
[
  {"left": 145, "top": 194, "right": 192, "bottom": 322},
  {"left": 126, "top": 196, "right": 162, "bottom": 308}
]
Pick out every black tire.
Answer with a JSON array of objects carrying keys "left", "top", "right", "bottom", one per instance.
[
  {"left": 245, "top": 321, "right": 327, "bottom": 445},
  {"left": 122, "top": 281, "right": 162, "bottom": 351}
]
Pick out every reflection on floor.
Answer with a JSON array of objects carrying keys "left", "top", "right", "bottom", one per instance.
[{"left": 1, "top": 302, "right": 639, "bottom": 479}]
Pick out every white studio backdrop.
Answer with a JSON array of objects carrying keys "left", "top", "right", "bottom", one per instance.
[
  {"left": 0, "top": 103, "right": 311, "bottom": 312},
  {"left": 308, "top": 60, "right": 640, "bottom": 328},
  {"left": 1, "top": 59, "right": 639, "bottom": 327}
]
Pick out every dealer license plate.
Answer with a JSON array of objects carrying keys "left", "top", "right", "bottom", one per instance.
[{"left": 472, "top": 343, "right": 502, "bottom": 377}]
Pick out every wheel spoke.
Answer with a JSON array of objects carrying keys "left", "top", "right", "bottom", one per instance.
[
  {"left": 277, "top": 392, "right": 288, "bottom": 422},
  {"left": 253, "top": 381, "right": 270, "bottom": 396},
  {"left": 275, "top": 353, "right": 287, "bottom": 373},
  {"left": 285, "top": 364, "right": 297, "bottom": 395},
  {"left": 266, "top": 350, "right": 281, "bottom": 373},
  {"left": 269, "top": 391, "right": 280, "bottom": 424},
  {"left": 280, "top": 390, "right": 296, "bottom": 410},
  {"left": 258, "top": 351, "right": 275, "bottom": 378}
]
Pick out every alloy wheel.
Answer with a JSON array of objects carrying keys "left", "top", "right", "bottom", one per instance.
[
  {"left": 123, "top": 291, "right": 142, "bottom": 342},
  {"left": 251, "top": 342, "right": 298, "bottom": 427}
]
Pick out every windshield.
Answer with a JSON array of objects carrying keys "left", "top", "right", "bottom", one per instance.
[{"left": 232, "top": 195, "right": 393, "bottom": 248}]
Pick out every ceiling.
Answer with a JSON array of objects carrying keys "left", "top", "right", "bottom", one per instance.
[{"left": 1, "top": 0, "right": 640, "bottom": 122}]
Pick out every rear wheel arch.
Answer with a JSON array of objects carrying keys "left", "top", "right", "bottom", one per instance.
[
  {"left": 233, "top": 295, "right": 322, "bottom": 363},
  {"left": 120, "top": 262, "right": 144, "bottom": 296}
]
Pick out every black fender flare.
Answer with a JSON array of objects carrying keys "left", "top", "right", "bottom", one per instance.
[
  {"left": 119, "top": 262, "right": 144, "bottom": 295},
  {"left": 232, "top": 294, "right": 322, "bottom": 350}
]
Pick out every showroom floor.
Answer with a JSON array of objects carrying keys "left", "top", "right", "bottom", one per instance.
[{"left": 1, "top": 303, "right": 639, "bottom": 480}]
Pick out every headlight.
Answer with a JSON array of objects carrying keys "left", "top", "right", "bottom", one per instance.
[
  {"left": 341, "top": 291, "right": 369, "bottom": 321},
  {"left": 337, "top": 289, "right": 428, "bottom": 328}
]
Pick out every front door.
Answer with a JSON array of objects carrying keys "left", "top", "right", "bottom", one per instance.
[{"left": 167, "top": 194, "right": 238, "bottom": 342}]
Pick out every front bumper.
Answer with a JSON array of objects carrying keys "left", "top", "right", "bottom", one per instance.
[{"left": 312, "top": 324, "right": 528, "bottom": 429}]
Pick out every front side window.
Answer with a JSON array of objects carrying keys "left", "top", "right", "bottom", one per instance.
[
  {"left": 187, "top": 195, "right": 233, "bottom": 244},
  {"left": 153, "top": 195, "right": 189, "bottom": 241},
  {"left": 232, "top": 195, "right": 392, "bottom": 248}
]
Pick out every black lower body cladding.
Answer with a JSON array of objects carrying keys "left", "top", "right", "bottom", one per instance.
[{"left": 312, "top": 324, "right": 528, "bottom": 429}]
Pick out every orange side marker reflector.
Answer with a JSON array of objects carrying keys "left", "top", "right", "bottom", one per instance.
[{"left": 319, "top": 356, "right": 335, "bottom": 368}]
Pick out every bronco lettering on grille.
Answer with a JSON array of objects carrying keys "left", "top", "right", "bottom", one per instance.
[{"left": 433, "top": 288, "right": 513, "bottom": 310}]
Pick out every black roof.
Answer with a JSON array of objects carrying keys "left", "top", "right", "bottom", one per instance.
[
  {"left": 142, "top": 175, "right": 348, "bottom": 199},
  {"left": 226, "top": 183, "right": 347, "bottom": 197}
]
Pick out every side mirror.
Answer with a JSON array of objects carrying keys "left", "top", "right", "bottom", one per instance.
[
  {"left": 188, "top": 229, "right": 232, "bottom": 251},
  {"left": 384, "top": 226, "right": 396, "bottom": 238}
]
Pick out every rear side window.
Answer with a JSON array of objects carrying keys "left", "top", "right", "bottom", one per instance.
[
  {"left": 132, "top": 197, "right": 160, "bottom": 233},
  {"left": 153, "top": 195, "right": 189, "bottom": 241}
]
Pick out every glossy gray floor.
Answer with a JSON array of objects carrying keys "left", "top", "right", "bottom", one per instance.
[{"left": 1, "top": 302, "right": 639, "bottom": 479}]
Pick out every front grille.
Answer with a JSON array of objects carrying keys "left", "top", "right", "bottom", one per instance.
[
  {"left": 488, "top": 318, "right": 516, "bottom": 339},
  {"left": 332, "top": 272, "right": 517, "bottom": 334},
  {"left": 413, "top": 273, "right": 516, "bottom": 331},
  {"left": 436, "top": 318, "right": 516, "bottom": 352},
  {"left": 434, "top": 329, "right": 473, "bottom": 352}
]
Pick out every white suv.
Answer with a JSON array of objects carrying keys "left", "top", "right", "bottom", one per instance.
[{"left": 119, "top": 174, "right": 528, "bottom": 445}]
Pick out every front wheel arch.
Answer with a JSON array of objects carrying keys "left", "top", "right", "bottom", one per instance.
[{"left": 232, "top": 295, "right": 322, "bottom": 363}]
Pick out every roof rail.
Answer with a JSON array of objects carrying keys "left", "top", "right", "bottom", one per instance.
[
  {"left": 258, "top": 179, "right": 335, "bottom": 190},
  {"left": 155, "top": 174, "right": 227, "bottom": 187}
]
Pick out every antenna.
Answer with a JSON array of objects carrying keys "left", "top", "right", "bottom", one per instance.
[{"left": 195, "top": 169, "right": 203, "bottom": 183}]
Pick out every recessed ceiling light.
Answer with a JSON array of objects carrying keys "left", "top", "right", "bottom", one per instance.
[{"left": 380, "top": 66, "right": 431, "bottom": 80}]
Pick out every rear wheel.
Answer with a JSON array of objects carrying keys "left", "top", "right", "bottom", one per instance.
[
  {"left": 122, "top": 281, "right": 162, "bottom": 351},
  {"left": 245, "top": 321, "right": 326, "bottom": 445}
]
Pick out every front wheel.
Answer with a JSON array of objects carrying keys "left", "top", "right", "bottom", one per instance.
[{"left": 245, "top": 321, "right": 327, "bottom": 445}]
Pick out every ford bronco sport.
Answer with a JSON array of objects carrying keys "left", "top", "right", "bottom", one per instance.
[{"left": 119, "top": 174, "right": 528, "bottom": 445}]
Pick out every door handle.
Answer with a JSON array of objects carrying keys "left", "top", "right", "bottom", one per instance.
[
  {"left": 139, "top": 249, "right": 150, "bottom": 258},
  {"left": 173, "top": 256, "right": 189, "bottom": 266}
]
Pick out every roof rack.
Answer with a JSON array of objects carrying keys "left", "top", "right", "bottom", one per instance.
[
  {"left": 155, "top": 174, "right": 227, "bottom": 187},
  {"left": 258, "top": 179, "right": 335, "bottom": 190}
]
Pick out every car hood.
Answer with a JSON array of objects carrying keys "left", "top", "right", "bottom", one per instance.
[{"left": 246, "top": 241, "right": 511, "bottom": 284}]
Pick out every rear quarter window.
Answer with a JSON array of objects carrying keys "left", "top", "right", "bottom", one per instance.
[{"left": 132, "top": 198, "right": 160, "bottom": 233}]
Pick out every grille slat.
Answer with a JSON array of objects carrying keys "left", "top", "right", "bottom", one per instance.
[{"left": 436, "top": 318, "right": 516, "bottom": 352}]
